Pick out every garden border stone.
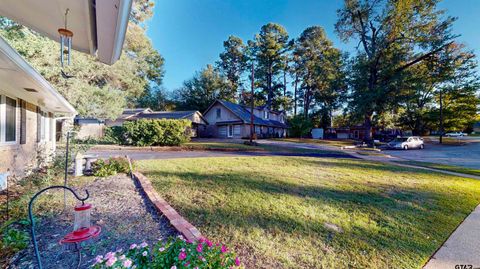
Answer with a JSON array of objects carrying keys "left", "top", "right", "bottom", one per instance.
[{"left": 132, "top": 171, "right": 202, "bottom": 242}]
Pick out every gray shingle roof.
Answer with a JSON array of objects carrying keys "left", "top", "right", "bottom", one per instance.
[
  {"left": 135, "top": 111, "right": 197, "bottom": 120},
  {"left": 217, "top": 100, "right": 289, "bottom": 128}
]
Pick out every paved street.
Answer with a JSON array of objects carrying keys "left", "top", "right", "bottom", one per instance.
[
  {"left": 87, "top": 148, "right": 352, "bottom": 161},
  {"left": 383, "top": 137, "right": 480, "bottom": 169}
]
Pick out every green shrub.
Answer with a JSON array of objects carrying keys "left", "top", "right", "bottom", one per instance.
[
  {"left": 2, "top": 227, "right": 29, "bottom": 252},
  {"left": 92, "top": 157, "right": 132, "bottom": 177},
  {"left": 288, "top": 115, "right": 313, "bottom": 138},
  {"left": 104, "top": 126, "right": 126, "bottom": 144},
  {"left": 121, "top": 119, "right": 191, "bottom": 146}
]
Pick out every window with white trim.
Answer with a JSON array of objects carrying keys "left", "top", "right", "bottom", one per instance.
[{"left": 0, "top": 95, "right": 18, "bottom": 144}]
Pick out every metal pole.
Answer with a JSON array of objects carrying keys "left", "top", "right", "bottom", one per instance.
[
  {"left": 29, "top": 185, "right": 89, "bottom": 269},
  {"left": 250, "top": 63, "right": 255, "bottom": 144},
  {"left": 64, "top": 131, "right": 70, "bottom": 210},
  {"left": 439, "top": 89, "right": 443, "bottom": 144}
]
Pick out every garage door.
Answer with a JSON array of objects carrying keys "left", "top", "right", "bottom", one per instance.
[{"left": 218, "top": 126, "right": 227, "bottom": 137}]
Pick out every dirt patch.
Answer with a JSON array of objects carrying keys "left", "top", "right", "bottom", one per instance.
[{"left": 8, "top": 174, "right": 176, "bottom": 269}]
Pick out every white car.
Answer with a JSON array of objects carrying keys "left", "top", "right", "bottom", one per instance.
[
  {"left": 387, "top": 137, "right": 424, "bottom": 150},
  {"left": 445, "top": 132, "right": 467, "bottom": 137}
]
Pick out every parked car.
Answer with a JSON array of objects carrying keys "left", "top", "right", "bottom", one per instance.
[
  {"left": 387, "top": 136, "right": 424, "bottom": 150},
  {"left": 444, "top": 132, "right": 468, "bottom": 137}
]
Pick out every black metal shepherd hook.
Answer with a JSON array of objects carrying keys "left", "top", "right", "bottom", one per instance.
[{"left": 28, "top": 185, "right": 89, "bottom": 269}]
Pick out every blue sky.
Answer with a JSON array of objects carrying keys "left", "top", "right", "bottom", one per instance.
[{"left": 146, "top": 0, "right": 480, "bottom": 91}]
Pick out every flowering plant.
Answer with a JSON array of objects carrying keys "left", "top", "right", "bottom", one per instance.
[{"left": 92, "top": 235, "right": 241, "bottom": 268}]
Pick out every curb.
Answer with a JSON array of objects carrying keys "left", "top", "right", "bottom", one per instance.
[{"left": 132, "top": 171, "right": 202, "bottom": 242}]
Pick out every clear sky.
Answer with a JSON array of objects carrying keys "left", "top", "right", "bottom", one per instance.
[{"left": 146, "top": 0, "right": 480, "bottom": 91}]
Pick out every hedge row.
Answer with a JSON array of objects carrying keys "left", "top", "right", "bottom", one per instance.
[{"left": 105, "top": 119, "right": 191, "bottom": 146}]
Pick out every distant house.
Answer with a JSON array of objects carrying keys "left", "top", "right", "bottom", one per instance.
[
  {"left": 105, "top": 108, "right": 153, "bottom": 127},
  {"left": 474, "top": 122, "right": 480, "bottom": 134},
  {"left": 129, "top": 111, "right": 208, "bottom": 137},
  {"left": 203, "top": 100, "right": 289, "bottom": 139},
  {"left": 74, "top": 117, "right": 105, "bottom": 140}
]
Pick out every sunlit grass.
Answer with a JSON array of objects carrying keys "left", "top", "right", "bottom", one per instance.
[{"left": 138, "top": 157, "right": 480, "bottom": 268}]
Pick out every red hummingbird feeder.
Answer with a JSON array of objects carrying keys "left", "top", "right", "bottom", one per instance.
[{"left": 60, "top": 203, "right": 101, "bottom": 246}]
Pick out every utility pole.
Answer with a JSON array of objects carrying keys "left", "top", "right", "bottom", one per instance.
[
  {"left": 250, "top": 63, "right": 255, "bottom": 144},
  {"left": 439, "top": 88, "right": 444, "bottom": 144}
]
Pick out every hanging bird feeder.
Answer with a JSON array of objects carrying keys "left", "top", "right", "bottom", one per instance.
[
  {"left": 28, "top": 186, "right": 101, "bottom": 269},
  {"left": 60, "top": 203, "right": 101, "bottom": 247},
  {"left": 58, "top": 9, "right": 73, "bottom": 68}
]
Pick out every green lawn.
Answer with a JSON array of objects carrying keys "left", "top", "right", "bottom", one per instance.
[
  {"left": 137, "top": 157, "right": 480, "bottom": 269},
  {"left": 396, "top": 160, "right": 480, "bottom": 177}
]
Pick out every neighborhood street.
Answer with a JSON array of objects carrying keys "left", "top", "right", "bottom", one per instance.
[{"left": 383, "top": 137, "right": 480, "bottom": 169}]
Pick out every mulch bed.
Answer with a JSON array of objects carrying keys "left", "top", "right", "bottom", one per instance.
[{"left": 8, "top": 174, "right": 177, "bottom": 269}]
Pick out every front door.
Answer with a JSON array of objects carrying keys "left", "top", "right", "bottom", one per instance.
[{"left": 228, "top": 125, "right": 234, "bottom": 137}]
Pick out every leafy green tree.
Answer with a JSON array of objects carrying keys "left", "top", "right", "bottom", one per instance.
[
  {"left": 134, "top": 86, "right": 175, "bottom": 111},
  {"left": 288, "top": 115, "right": 313, "bottom": 138},
  {"left": 336, "top": 0, "right": 457, "bottom": 141},
  {"left": 293, "top": 26, "right": 346, "bottom": 119},
  {"left": 174, "top": 65, "right": 230, "bottom": 112},
  {"left": 249, "top": 23, "right": 292, "bottom": 110},
  {"left": 217, "top": 36, "right": 248, "bottom": 101}
]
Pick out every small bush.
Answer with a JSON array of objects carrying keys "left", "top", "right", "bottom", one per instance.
[
  {"left": 104, "top": 126, "right": 127, "bottom": 145},
  {"left": 92, "top": 157, "right": 132, "bottom": 177},
  {"left": 121, "top": 119, "right": 191, "bottom": 146},
  {"left": 2, "top": 227, "right": 29, "bottom": 252},
  {"left": 92, "top": 236, "right": 240, "bottom": 269}
]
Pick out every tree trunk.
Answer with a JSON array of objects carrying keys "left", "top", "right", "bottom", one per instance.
[{"left": 364, "top": 112, "right": 373, "bottom": 142}]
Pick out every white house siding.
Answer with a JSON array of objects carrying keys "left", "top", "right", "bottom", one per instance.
[{"left": 0, "top": 97, "right": 56, "bottom": 176}]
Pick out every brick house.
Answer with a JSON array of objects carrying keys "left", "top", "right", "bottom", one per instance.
[
  {"left": 203, "top": 100, "right": 289, "bottom": 139},
  {"left": 0, "top": 0, "right": 134, "bottom": 175},
  {"left": 0, "top": 37, "right": 76, "bottom": 176}
]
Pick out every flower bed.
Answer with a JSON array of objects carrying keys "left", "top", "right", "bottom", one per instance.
[{"left": 93, "top": 235, "right": 241, "bottom": 269}]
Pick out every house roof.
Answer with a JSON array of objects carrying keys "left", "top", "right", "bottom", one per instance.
[
  {"left": 205, "top": 100, "right": 289, "bottom": 128},
  {"left": 0, "top": 0, "right": 132, "bottom": 65},
  {"left": 131, "top": 111, "right": 208, "bottom": 125},
  {"left": 0, "top": 36, "right": 76, "bottom": 115},
  {"left": 118, "top": 108, "right": 152, "bottom": 119}
]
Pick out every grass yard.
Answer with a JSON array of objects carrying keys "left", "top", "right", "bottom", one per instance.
[
  {"left": 396, "top": 160, "right": 480, "bottom": 177},
  {"left": 137, "top": 157, "right": 480, "bottom": 269}
]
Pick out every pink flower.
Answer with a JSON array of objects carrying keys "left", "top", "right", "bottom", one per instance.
[
  {"left": 178, "top": 251, "right": 187, "bottom": 261},
  {"left": 171, "top": 266, "right": 177, "bottom": 269},
  {"left": 159, "top": 247, "right": 165, "bottom": 252},
  {"left": 104, "top": 252, "right": 115, "bottom": 260},
  {"left": 94, "top": 255, "right": 103, "bottom": 264},
  {"left": 105, "top": 257, "right": 117, "bottom": 267},
  {"left": 196, "top": 243, "right": 203, "bottom": 253},
  {"left": 119, "top": 255, "right": 126, "bottom": 260},
  {"left": 199, "top": 237, "right": 206, "bottom": 243},
  {"left": 140, "top": 242, "right": 148, "bottom": 248},
  {"left": 206, "top": 240, "right": 213, "bottom": 247},
  {"left": 184, "top": 261, "right": 190, "bottom": 267},
  {"left": 123, "top": 259, "right": 133, "bottom": 268},
  {"left": 129, "top": 243, "right": 137, "bottom": 250},
  {"left": 221, "top": 245, "right": 228, "bottom": 253},
  {"left": 235, "top": 257, "right": 241, "bottom": 266},
  {"left": 142, "top": 251, "right": 148, "bottom": 257}
]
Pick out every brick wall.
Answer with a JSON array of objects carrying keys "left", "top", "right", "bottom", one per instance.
[{"left": 0, "top": 101, "right": 55, "bottom": 177}]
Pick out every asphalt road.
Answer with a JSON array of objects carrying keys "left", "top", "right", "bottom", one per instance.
[
  {"left": 87, "top": 148, "right": 353, "bottom": 161},
  {"left": 383, "top": 139, "right": 480, "bottom": 169}
]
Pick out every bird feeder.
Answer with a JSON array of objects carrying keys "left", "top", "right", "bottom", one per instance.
[
  {"left": 58, "top": 9, "right": 73, "bottom": 68},
  {"left": 28, "top": 186, "right": 101, "bottom": 269},
  {"left": 60, "top": 203, "right": 101, "bottom": 248}
]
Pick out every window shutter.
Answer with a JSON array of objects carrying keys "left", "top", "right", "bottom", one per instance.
[
  {"left": 20, "top": 100, "right": 27, "bottom": 144},
  {"left": 36, "top": 106, "right": 41, "bottom": 142}
]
